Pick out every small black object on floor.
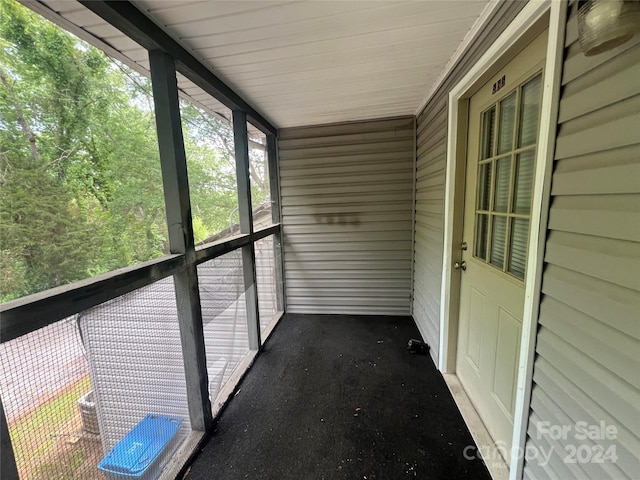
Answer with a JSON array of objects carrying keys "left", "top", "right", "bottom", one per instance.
[{"left": 185, "top": 314, "right": 491, "bottom": 480}]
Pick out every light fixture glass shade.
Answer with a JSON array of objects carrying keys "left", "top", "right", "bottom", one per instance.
[{"left": 577, "top": 0, "right": 640, "bottom": 56}]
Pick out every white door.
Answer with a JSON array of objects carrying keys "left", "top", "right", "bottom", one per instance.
[{"left": 456, "top": 31, "right": 547, "bottom": 456}]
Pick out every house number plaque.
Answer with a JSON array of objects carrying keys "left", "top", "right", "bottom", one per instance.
[{"left": 492, "top": 75, "right": 506, "bottom": 94}]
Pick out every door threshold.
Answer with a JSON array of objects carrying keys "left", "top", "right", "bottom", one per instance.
[{"left": 442, "top": 373, "right": 509, "bottom": 480}]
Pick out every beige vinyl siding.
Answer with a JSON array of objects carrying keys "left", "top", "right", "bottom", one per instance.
[
  {"left": 523, "top": 4, "right": 640, "bottom": 478},
  {"left": 413, "top": 1, "right": 526, "bottom": 363},
  {"left": 279, "top": 118, "right": 414, "bottom": 315}
]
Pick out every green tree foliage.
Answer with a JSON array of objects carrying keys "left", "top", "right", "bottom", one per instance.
[
  {"left": 180, "top": 102, "right": 240, "bottom": 242},
  {"left": 0, "top": 0, "right": 262, "bottom": 301}
]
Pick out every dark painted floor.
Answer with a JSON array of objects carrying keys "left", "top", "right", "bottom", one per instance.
[{"left": 185, "top": 314, "right": 491, "bottom": 480}]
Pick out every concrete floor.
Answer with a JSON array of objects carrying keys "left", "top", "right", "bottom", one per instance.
[{"left": 185, "top": 314, "right": 491, "bottom": 480}]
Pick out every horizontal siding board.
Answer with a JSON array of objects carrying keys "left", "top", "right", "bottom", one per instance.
[
  {"left": 416, "top": 169, "right": 446, "bottom": 188},
  {"left": 523, "top": 458, "right": 554, "bottom": 480},
  {"left": 538, "top": 296, "right": 639, "bottom": 388},
  {"left": 551, "top": 144, "right": 640, "bottom": 196},
  {"left": 283, "top": 241, "right": 412, "bottom": 254},
  {"left": 284, "top": 213, "right": 413, "bottom": 226},
  {"left": 280, "top": 118, "right": 414, "bottom": 315},
  {"left": 287, "top": 305, "right": 409, "bottom": 315},
  {"left": 284, "top": 260, "right": 413, "bottom": 271},
  {"left": 283, "top": 202, "right": 410, "bottom": 216},
  {"left": 287, "top": 287, "right": 411, "bottom": 297},
  {"left": 415, "top": 188, "right": 445, "bottom": 202},
  {"left": 279, "top": 138, "right": 413, "bottom": 160},
  {"left": 528, "top": 395, "right": 627, "bottom": 479},
  {"left": 544, "top": 230, "right": 640, "bottom": 290},
  {"left": 281, "top": 171, "right": 413, "bottom": 188},
  {"left": 415, "top": 202, "right": 444, "bottom": 216},
  {"left": 531, "top": 360, "right": 640, "bottom": 475},
  {"left": 416, "top": 142, "right": 447, "bottom": 170},
  {"left": 283, "top": 250, "right": 412, "bottom": 262},
  {"left": 281, "top": 220, "right": 416, "bottom": 235},
  {"left": 281, "top": 191, "right": 413, "bottom": 207},
  {"left": 286, "top": 296, "right": 410, "bottom": 307},
  {"left": 278, "top": 127, "right": 414, "bottom": 150},
  {"left": 284, "top": 231, "right": 412, "bottom": 243},
  {"left": 415, "top": 214, "right": 445, "bottom": 232},
  {"left": 554, "top": 96, "right": 640, "bottom": 159},
  {"left": 525, "top": 14, "right": 639, "bottom": 478},
  {"left": 541, "top": 265, "right": 639, "bottom": 340},
  {"left": 284, "top": 279, "right": 412, "bottom": 290},
  {"left": 417, "top": 111, "right": 445, "bottom": 139},
  {"left": 558, "top": 46, "right": 640, "bottom": 123},
  {"left": 286, "top": 269, "right": 410, "bottom": 280},
  {"left": 417, "top": 124, "right": 446, "bottom": 157},
  {"left": 536, "top": 328, "right": 639, "bottom": 445},
  {"left": 526, "top": 413, "right": 578, "bottom": 478},
  {"left": 280, "top": 158, "right": 413, "bottom": 178},
  {"left": 279, "top": 118, "right": 415, "bottom": 140},
  {"left": 279, "top": 150, "right": 413, "bottom": 169},
  {"left": 547, "top": 195, "right": 640, "bottom": 242},
  {"left": 527, "top": 411, "right": 597, "bottom": 479},
  {"left": 561, "top": 35, "right": 640, "bottom": 86}
]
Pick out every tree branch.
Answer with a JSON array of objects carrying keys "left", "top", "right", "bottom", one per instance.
[{"left": 0, "top": 66, "right": 41, "bottom": 165}]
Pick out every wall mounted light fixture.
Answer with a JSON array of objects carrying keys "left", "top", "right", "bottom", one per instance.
[{"left": 577, "top": 0, "right": 640, "bottom": 56}]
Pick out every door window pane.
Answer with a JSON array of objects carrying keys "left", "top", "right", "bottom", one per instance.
[
  {"left": 472, "top": 72, "right": 542, "bottom": 279},
  {"left": 518, "top": 75, "right": 542, "bottom": 148},
  {"left": 494, "top": 157, "right": 511, "bottom": 213},
  {"left": 497, "top": 92, "right": 517, "bottom": 154},
  {"left": 508, "top": 219, "right": 529, "bottom": 279},
  {"left": 490, "top": 216, "right": 507, "bottom": 269},
  {"left": 481, "top": 107, "right": 496, "bottom": 160},
  {"left": 478, "top": 162, "right": 493, "bottom": 211},
  {"left": 513, "top": 151, "right": 535, "bottom": 214},
  {"left": 475, "top": 214, "right": 489, "bottom": 260}
]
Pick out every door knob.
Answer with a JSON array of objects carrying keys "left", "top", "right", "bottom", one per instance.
[{"left": 454, "top": 261, "right": 467, "bottom": 271}]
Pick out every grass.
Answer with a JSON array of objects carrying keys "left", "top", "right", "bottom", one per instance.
[{"left": 8, "top": 375, "right": 103, "bottom": 479}]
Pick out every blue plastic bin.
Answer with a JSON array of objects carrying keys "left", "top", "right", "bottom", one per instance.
[{"left": 98, "top": 414, "right": 183, "bottom": 480}]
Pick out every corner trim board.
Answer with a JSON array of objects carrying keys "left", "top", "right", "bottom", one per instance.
[{"left": 510, "top": 2, "right": 567, "bottom": 478}]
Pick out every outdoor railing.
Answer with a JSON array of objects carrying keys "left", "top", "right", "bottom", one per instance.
[{"left": 0, "top": 226, "right": 284, "bottom": 479}]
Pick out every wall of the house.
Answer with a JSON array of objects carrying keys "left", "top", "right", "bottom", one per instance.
[
  {"left": 279, "top": 117, "right": 414, "bottom": 315},
  {"left": 413, "top": 1, "right": 525, "bottom": 364},
  {"left": 523, "top": 5, "right": 640, "bottom": 479}
]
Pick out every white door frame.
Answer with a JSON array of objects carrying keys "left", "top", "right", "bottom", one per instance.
[{"left": 438, "top": 1, "right": 567, "bottom": 478}]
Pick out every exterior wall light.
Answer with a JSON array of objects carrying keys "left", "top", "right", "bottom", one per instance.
[{"left": 577, "top": 0, "right": 640, "bottom": 56}]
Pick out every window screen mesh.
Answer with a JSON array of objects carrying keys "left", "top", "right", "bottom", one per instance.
[
  {"left": 198, "top": 251, "right": 249, "bottom": 401},
  {"left": 256, "top": 235, "right": 278, "bottom": 335},
  {"left": 78, "top": 278, "right": 192, "bottom": 461},
  {"left": 249, "top": 128, "right": 272, "bottom": 232},
  {"left": 0, "top": 318, "right": 101, "bottom": 479}
]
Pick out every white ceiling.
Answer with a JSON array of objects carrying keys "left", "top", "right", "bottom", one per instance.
[{"left": 28, "top": 0, "right": 490, "bottom": 130}]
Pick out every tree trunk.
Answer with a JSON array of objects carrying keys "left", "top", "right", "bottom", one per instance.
[{"left": 0, "top": 67, "right": 41, "bottom": 166}]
